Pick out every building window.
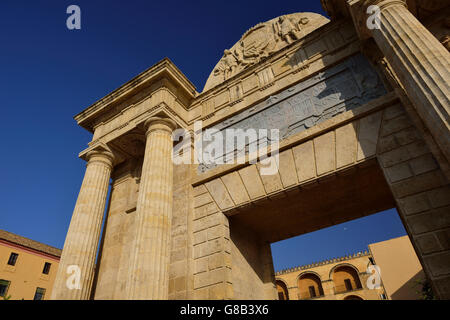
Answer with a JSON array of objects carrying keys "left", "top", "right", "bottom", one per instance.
[
  {"left": 369, "top": 257, "right": 375, "bottom": 265},
  {"left": 42, "top": 262, "right": 51, "bottom": 275},
  {"left": 308, "top": 286, "right": 317, "bottom": 298},
  {"left": 33, "top": 287, "right": 46, "bottom": 300},
  {"left": 7, "top": 253, "right": 18, "bottom": 266},
  {"left": 344, "top": 279, "right": 353, "bottom": 291},
  {"left": 0, "top": 279, "right": 11, "bottom": 297}
]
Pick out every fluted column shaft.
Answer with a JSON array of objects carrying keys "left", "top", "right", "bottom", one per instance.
[
  {"left": 127, "top": 117, "right": 176, "bottom": 300},
  {"left": 368, "top": 0, "right": 450, "bottom": 162},
  {"left": 51, "top": 150, "right": 114, "bottom": 300}
]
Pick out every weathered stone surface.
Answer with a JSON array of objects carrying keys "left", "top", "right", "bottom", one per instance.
[
  {"left": 198, "top": 54, "right": 386, "bottom": 173},
  {"left": 221, "top": 172, "right": 250, "bottom": 205},
  {"left": 277, "top": 149, "right": 299, "bottom": 187},
  {"left": 314, "top": 131, "right": 335, "bottom": 175},
  {"left": 238, "top": 165, "right": 266, "bottom": 200},
  {"left": 126, "top": 117, "right": 177, "bottom": 300},
  {"left": 292, "top": 141, "right": 316, "bottom": 182},
  {"left": 335, "top": 123, "right": 357, "bottom": 168},
  {"left": 205, "top": 179, "right": 234, "bottom": 211},
  {"left": 52, "top": 150, "right": 114, "bottom": 300},
  {"left": 204, "top": 12, "right": 329, "bottom": 91}
]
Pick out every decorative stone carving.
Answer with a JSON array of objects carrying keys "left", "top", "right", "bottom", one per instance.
[
  {"left": 198, "top": 54, "right": 386, "bottom": 173},
  {"left": 203, "top": 12, "right": 329, "bottom": 91},
  {"left": 441, "top": 35, "right": 450, "bottom": 52},
  {"left": 441, "top": 16, "right": 450, "bottom": 52}
]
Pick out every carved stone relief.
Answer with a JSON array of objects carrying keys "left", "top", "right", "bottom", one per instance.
[
  {"left": 198, "top": 54, "right": 387, "bottom": 173},
  {"left": 203, "top": 12, "right": 329, "bottom": 92}
]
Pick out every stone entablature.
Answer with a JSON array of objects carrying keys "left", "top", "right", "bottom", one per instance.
[
  {"left": 197, "top": 54, "right": 386, "bottom": 173},
  {"left": 192, "top": 91, "right": 397, "bottom": 214},
  {"left": 73, "top": 59, "right": 197, "bottom": 167},
  {"left": 74, "top": 17, "right": 367, "bottom": 171},
  {"left": 75, "top": 18, "right": 362, "bottom": 147},
  {"left": 75, "top": 58, "right": 197, "bottom": 132}
]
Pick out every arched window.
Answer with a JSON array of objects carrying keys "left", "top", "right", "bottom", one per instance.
[
  {"left": 298, "top": 273, "right": 324, "bottom": 299},
  {"left": 344, "top": 295, "right": 363, "bottom": 300},
  {"left": 332, "top": 265, "right": 362, "bottom": 294},
  {"left": 276, "top": 280, "right": 289, "bottom": 300}
]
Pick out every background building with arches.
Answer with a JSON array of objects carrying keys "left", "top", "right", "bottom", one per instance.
[{"left": 275, "top": 235, "right": 425, "bottom": 300}]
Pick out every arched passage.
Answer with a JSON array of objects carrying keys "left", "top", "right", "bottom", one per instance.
[
  {"left": 276, "top": 280, "right": 289, "bottom": 300},
  {"left": 298, "top": 273, "right": 324, "bottom": 299},
  {"left": 332, "top": 265, "right": 363, "bottom": 294},
  {"left": 344, "top": 295, "right": 363, "bottom": 300}
]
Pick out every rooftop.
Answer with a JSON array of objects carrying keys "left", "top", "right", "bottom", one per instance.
[
  {"left": 0, "top": 230, "right": 62, "bottom": 258},
  {"left": 275, "top": 250, "right": 370, "bottom": 276}
]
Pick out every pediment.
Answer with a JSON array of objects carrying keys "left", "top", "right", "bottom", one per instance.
[{"left": 203, "top": 12, "right": 329, "bottom": 92}]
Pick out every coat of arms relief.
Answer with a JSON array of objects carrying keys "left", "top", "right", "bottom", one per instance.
[{"left": 203, "top": 12, "right": 329, "bottom": 91}]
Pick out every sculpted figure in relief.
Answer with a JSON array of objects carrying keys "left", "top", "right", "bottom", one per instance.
[
  {"left": 276, "top": 15, "right": 300, "bottom": 44},
  {"left": 204, "top": 12, "right": 328, "bottom": 92},
  {"left": 214, "top": 49, "right": 239, "bottom": 80}
]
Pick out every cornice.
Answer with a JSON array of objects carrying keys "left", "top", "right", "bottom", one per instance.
[
  {"left": 74, "top": 58, "right": 198, "bottom": 133},
  {"left": 192, "top": 91, "right": 398, "bottom": 186}
]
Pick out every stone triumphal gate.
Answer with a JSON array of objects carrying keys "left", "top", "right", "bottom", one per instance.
[{"left": 51, "top": 0, "right": 450, "bottom": 300}]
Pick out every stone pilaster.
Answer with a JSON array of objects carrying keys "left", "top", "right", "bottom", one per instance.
[
  {"left": 51, "top": 150, "right": 114, "bottom": 300},
  {"left": 350, "top": 0, "right": 450, "bottom": 167},
  {"left": 127, "top": 116, "right": 177, "bottom": 300}
]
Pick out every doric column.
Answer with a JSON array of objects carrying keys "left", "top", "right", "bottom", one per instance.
[
  {"left": 350, "top": 0, "right": 450, "bottom": 164},
  {"left": 127, "top": 116, "right": 177, "bottom": 300},
  {"left": 51, "top": 149, "right": 114, "bottom": 300}
]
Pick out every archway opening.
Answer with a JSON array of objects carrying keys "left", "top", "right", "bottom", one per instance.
[
  {"left": 332, "top": 265, "right": 363, "bottom": 294},
  {"left": 344, "top": 295, "right": 363, "bottom": 300},
  {"left": 298, "top": 273, "right": 324, "bottom": 299},
  {"left": 276, "top": 280, "right": 289, "bottom": 300},
  {"left": 228, "top": 160, "right": 427, "bottom": 300}
]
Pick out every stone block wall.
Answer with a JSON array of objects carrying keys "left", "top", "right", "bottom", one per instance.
[
  {"left": 376, "top": 104, "right": 450, "bottom": 299},
  {"left": 190, "top": 184, "right": 233, "bottom": 299},
  {"left": 189, "top": 94, "right": 449, "bottom": 299}
]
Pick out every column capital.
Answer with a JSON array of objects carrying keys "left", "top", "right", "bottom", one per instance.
[
  {"left": 347, "top": 0, "right": 407, "bottom": 40},
  {"left": 358, "top": 0, "right": 406, "bottom": 9},
  {"left": 348, "top": 0, "right": 407, "bottom": 13},
  {"left": 143, "top": 116, "right": 177, "bottom": 136},
  {"left": 86, "top": 149, "right": 115, "bottom": 169}
]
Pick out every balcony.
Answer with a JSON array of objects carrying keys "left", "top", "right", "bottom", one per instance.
[
  {"left": 298, "top": 291, "right": 325, "bottom": 300},
  {"left": 334, "top": 284, "right": 363, "bottom": 295}
]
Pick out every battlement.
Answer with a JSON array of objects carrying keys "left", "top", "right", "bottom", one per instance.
[{"left": 275, "top": 250, "right": 370, "bottom": 276}]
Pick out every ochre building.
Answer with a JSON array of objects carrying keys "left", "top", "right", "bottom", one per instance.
[
  {"left": 0, "top": 230, "right": 61, "bottom": 300},
  {"left": 51, "top": 0, "right": 450, "bottom": 300},
  {"left": 369, "top": 235, "right": 426, "bottom": 300},
  {"left": 275, "top": 235, "right": 425, "bottom": 300}
]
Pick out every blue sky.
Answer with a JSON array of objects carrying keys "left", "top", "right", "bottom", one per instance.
[
  {"left": 271, "top": 209, "right": 406, "bottom": 271},
  {"left": 0, "top": 1, "right": 406, "bottom": 270}
]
